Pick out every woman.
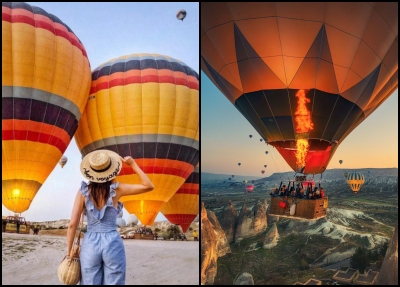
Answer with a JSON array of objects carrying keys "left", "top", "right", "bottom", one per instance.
[{"left": 66, "top": 150, "right": 154, "bottom": 285}]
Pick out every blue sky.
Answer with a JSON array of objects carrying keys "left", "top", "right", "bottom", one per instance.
[
  {"left": 2, "top": 2, "right": 199, "bottom": 222},
  {"left": 201, "top": 71, "right": 398, "bottom": 178}
]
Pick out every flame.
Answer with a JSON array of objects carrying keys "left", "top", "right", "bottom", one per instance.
[{"left": 294, "top": 90, "right": 314, "bottom": 170}]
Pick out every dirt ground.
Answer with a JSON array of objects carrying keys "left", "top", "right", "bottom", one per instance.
[{"left": 2, "top": 232, "right": 199, "bottom": 285}]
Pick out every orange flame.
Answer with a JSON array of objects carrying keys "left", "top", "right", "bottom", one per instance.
[{"left": 294, "top": 90, "right": 314, "bottom": 170}]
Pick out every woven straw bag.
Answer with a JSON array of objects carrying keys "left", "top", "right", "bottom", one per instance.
[{"left": 58, "top": 209, "right": 84, "bottom": 285}]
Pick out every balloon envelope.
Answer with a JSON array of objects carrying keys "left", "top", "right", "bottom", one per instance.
[
  {"left": 339, "top": 160, "right": 343, "bottom": 164},
  {"left": 246, "top": 184, "right": 254, "bottom": 193},
  {"left": 116, "top": 218, "right": 126, "bottom": 227},
  {"left": 201, "top": 2, "right": 398, "bottom": 175},
  {"left": 126, "top": 214, "right": 139, "bottom": 225},
  {"left": 346, "top": 172, "right": 365, "bottom": 194},
  {"left": 59, "top": 156, "right": 68, "bottom": 168},
  {"left": 161, "top": 163, "right": 199, "bottom": 232},
  {"left": 74, "top": 53, "right": 199, "bottom": 226},
  {"left": 2, "top": 2, "right": 91, "bottom": 213}
]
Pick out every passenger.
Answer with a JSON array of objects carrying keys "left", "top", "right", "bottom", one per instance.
[
  {"left": 279, "top": 185, "right": 286, "bottom": 196},
  {"left": 290, "top": 186, "right": 296, "bottom": 197},
  {"left": 298, "top": 188, "right": 305, "bottom": 198},
  {"left": 315, "top": 188, "right": 321, "bottom": 198},
  {"left": 320, "top": 187, "right": 325, "bottom": 198},
  {"left": 271, "top": 188, "right": 279, "bottom": 197}
]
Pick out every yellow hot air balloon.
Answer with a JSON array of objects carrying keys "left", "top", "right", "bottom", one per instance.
[
  {"left": 161, "top": 163, "right": 199, "bottom": 232},
  {"left": 75, "top": 53, "right": 199, "bottom": 225},
  {"left": 346, "top": 172, "right": 365, "bottom": 194},
  {"left": 2, "top": 2, "right": 91, "bottom": 213}
]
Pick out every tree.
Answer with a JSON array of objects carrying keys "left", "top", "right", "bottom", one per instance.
[{"left": 350, "top": 247, "right": 369, "bottom": 273}]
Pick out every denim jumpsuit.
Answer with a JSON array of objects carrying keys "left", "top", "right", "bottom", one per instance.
[{"left": 79, "top": 181, "right": 126, "bottom": 285}]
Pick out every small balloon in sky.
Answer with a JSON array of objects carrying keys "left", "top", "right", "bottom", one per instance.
[{"left": 176, "top": 9, "right": 186, "bottom": 21}]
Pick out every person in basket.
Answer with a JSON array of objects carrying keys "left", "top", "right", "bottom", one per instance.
[{"left": 66, "top": 150, "right": 154, "bottom": 284}]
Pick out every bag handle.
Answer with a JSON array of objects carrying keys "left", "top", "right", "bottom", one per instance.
[{"left": 68, "top": 199, "right": 85, "bottom": 261}]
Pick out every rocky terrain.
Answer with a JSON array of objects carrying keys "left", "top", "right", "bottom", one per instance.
[{"left": 201, "top": 168, "right": 398, "bottom": 285}]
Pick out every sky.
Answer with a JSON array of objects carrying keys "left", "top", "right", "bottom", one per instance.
[
  {"left": 201, "top": 71, "right": 398, "bottom": 178},
  {"left": 2, "top": 2, "right": 199, "bottom": 222}
]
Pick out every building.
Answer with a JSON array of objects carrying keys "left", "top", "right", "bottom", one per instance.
[
  {"left": 354, "top": 269, "right": 379, "bottom": 285},
  {"left": 332, "top": 268, "right": 359, "bottom": 284},
  {"left": 293, "top": 278, "right": 322, "bottom": 285}
]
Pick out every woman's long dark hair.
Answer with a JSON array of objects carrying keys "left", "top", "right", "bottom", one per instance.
[{"left": 89, "top": 181, "right": 112, "bottom": 208}]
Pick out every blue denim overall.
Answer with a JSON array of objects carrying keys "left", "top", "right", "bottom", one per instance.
[{"left": 79, "top": 181, "right": 126, "bottom": 285}]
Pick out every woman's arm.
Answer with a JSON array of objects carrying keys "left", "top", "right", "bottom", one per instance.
[
  {"left": 66, "top": 190, "right": 85, "bottom": 256},
  {"left": 117, "top": 156, "right": 154, "bottom": 197}
]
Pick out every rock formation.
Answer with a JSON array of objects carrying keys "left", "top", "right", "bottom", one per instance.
[
  {"left": 201, "top": 202, "right": 231, "bottom": 285},
  {"left": 218, "top": 200, "right": 238, "bottom": 243},
  {"left": 375, "top": 225, "right": 398, "bottom": 285},
  {"left": 234, "top": 272, "right": 254, "bottom": 285},
  {"left": 263, "top": 222, "right": 279, "bottom": 249},
  {"left": 235, "top": 200, "right": 267, "bottom": 239}
]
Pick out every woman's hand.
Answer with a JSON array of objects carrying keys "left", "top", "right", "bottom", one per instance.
[{"left": 121, "top": 156, "right": 136, "bottom": 166}]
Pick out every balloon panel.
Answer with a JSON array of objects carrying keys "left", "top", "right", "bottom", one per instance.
[
  {"left": 201, "top": 2, "right": 398, "bottom": 175},
  {"left": 2, "top": 2, "right": 91, "bottom": 213},
  {"left": 74, "top": 54, "right": 199, "bottom": 225},
  {"left": 161, "top": 164, "right": 199, "bottom": 231}
]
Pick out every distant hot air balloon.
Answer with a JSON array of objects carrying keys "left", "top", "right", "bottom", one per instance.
[
  {"left": 161, "top": 163, "right": 199, "bottom": 232},
  {"left": 116, "top": 218, "right": 126, "bottom": 227},
  {"left": 264, "top": 165, "right": 267, "bottom": 168},
  {"left": 344, "top": 172, "right": 349, "bottom": 178},
  {"left": 232, "top": 175, "right": 235, "bottom": 178},
  {"left": 260, "top": 139, "right": 263, "bottom": 142},
  {"left": 261, "top": 170, "right": 265, "bottom": 174},
  {"left": 59, "top": 156, "right": 68, "bottom": 168},
  {"left": 176, "top": 9, "right": 186, "bottom": 21},
  {"left": 246, "top": 184, "right": 254, "bottom": 193},
  {"left": 201, "top": 2, "right": 398, "bottom": 175},
  {"left": 228, "top": 177, "right": 232, "bottom": 181},
  {"left": 346, "top": 172, "right": 365, "bottom": 194},
  {"left": 265, "top": 151, "right": 268, "bottom": 155},
  {"left": 2, "top": 2, "right": 91, "bottom": 214},
  {"left": 252, "top": 180, "right": 255, "bottom": 184},
  {"left": 243, "top": 180, "right": 248, "bottom": 184},
  {"left": 339, "top": 160, "right": 343, "bottom": 164},
  {"left": 74, "top": 53, "right": 199, "bottom": 226},
  {"left": 249, "top": 135, "right": 253, "bottom": 138},
  {"left": 126, "top": 214, "right": 139, "bottom": 225},
  {"left": 238, "top": 163, "right": 241, "bottom": 166}
]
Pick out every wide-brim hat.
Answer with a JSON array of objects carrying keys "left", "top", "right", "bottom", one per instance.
[{"left": 80, "top": 150, "right": 122, "bottom": 183}]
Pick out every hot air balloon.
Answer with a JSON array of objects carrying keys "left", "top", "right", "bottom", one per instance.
[
  {"left": 261, "top": 170, "right": 265, "bottom": 174},
  {"left": 249, "top": 134, "right": 252, "bottom": 138},
  {"left": 346, "top": 172, "right": 365, "bottom": 194},
  {"left": 228, "top": 177, "right": 232, "bottom": 180},
  {"left": 232, "top": 175, "right": 235, "bottom": 178},
  {"left": 344, "top": 172, "right": 349, "bottom": 178},
  {"left": 59, "top": 156, "right": 68, "bottom": 168},
  {"left": 201, "top": 2, "right": 398, "bottom": 175},
  {"left": 176, "top": 9, "right": 186, "bottom": 21},
  {"left": 339, "top": 160, "right": 343, "bottom": 164},
  {"left": 264, "top": 165, "right": 267, "bottom": 168},
  {"left": 265, "top": 151, "right": 269, "bottom": 155},
  {"left": 74, "top": 53, "right": 199, "bottom": 226},
  {"left": 243, "top": 180, "right": 248, "bottom": 184},
  {"left": 2, "top": 2, "right": 91, "bottom": 214},
  {"left": 260, "top": 139, "right": 263, "bottom": 142},
  {"left": 246, "top": 184, "right": 254, "bottom": 193},
  {"left": 238, "top": 163, "right": 241, "bottom": 166},
  {"left": 161, "top": 163, "right": 199, "bottom": 232},
  {"left": 116, "top": 218, "right": 126, "bottom": 227}
]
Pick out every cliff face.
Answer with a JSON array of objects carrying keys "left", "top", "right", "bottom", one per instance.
[
  {"left": 218, "top": 200, "right": 238, "bottom": 243},
  {"left": 375, "top": 225, "right": 398, "bottom": 285},
  {"left": 201, "top": 202, "right": 231, "bottom": 285},
  {"left": 263, "top": 222, "right": 279, "bottom": 249},
  {"left": 235, "top": 200, "right": 267, "bottom": 239}
]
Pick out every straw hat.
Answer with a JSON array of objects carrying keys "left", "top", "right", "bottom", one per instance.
[{"left": 80, "top": 150, "right": 122, "bottom": 183}]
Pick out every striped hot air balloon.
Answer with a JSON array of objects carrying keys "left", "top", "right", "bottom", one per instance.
[
  {"left": 2, "top": 2, "right": 91, "bottom": 213},
  {"left": 74, "top": 53, "right": 199, "bottom": 226},
  {"left": 346, "top": 172, "right": 365, "bottom": 194},
  {"left": 161, "top": 163, "right": 199, "bottom": 232}
]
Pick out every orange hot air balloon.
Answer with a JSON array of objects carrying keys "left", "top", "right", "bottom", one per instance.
[
  {"left": 161, "top": 163, "right": 199, "bottom": 232},
  {"left": 74, "top": 53, "right": 199, "bottom": 225},
  {"left": 2, "top": 2, "right": 91, "bottom": 213},
  {"left": 201, "top": 2, "right": 398, "bottom": 175}
]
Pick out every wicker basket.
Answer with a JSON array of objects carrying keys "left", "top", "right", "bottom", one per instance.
[{"left": 57, "top": 250, "right": 81, "bottom": 285}]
